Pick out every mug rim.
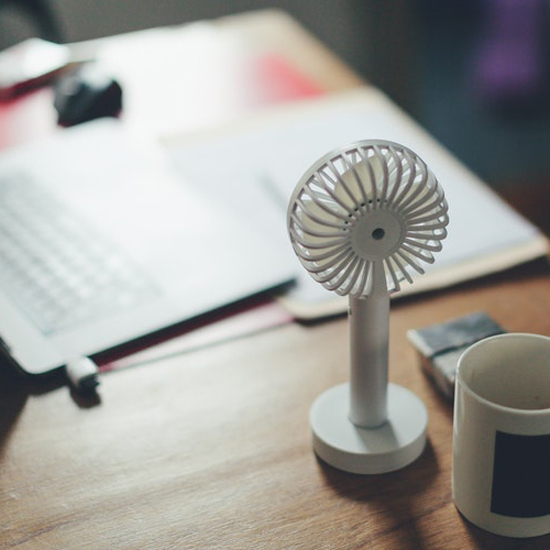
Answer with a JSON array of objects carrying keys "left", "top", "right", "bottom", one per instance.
[{"left": 456, "top": 332, "right": 550, "bottom": 415}]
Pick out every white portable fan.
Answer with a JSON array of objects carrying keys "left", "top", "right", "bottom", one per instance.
[{"left": 287, "top": 140, "right": 449, "bottom": 474}]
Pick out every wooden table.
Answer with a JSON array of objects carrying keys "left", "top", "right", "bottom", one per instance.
[{"left": 2, "top": 10, "right": 550, "bottom": 549}]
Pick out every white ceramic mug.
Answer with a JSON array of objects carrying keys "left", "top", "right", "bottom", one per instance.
[{"left": 453, "top": 333, "right": 550, "bottom": 538}]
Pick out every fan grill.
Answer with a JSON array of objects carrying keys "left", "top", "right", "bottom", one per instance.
[{"left": 287, "top": 140, "right": 449, "bottom": 297}]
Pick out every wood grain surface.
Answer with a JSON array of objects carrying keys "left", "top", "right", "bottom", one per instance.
[{"left": 2, "top": 260, "right": 550, "bottom": 548}]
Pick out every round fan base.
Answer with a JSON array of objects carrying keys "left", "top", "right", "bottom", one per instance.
[{"left": 310, "top": 382, "right": 427, "bottom": 474}]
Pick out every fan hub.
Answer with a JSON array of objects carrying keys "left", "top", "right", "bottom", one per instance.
[{"left": 350, "top": 208, "right": 404, "bottom": 261}]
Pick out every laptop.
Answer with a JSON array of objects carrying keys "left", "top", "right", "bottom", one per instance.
[{"left": 0, "top": 119, "right": 295, "bottom": 375}]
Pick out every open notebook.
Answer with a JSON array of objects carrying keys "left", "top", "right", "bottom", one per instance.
[
  {"left": 167, "top": 87, "right": 548, "bottom": 319},
  {"left": 0, "top": 120, "right": 294, "bottom": 375}
]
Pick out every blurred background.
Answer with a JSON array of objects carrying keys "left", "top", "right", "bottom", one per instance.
[{"left": 2, "top": 0, "right": 550, "bottom": 232}]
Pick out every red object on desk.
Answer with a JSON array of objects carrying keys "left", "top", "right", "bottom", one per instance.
[
  {"left": 247, "top": 52, "right": 323, "bottom": 104},
  {"left": 0, "top": 88, "right": 58, "bottom": 150}
]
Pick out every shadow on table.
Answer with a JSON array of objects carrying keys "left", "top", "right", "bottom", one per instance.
[
  {"left": 318, "top": 439, "right": 442, "bottom": 549},
  {"left": 0, "top": 355, "right": 102, "bottom": 462},
  {"left": 0, "top": 359, "right": 29, "bottom": 461}
]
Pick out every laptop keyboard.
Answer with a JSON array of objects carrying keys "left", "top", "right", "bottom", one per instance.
[{"left": 0, "top": 173, "right": 158, "bottom": 335}]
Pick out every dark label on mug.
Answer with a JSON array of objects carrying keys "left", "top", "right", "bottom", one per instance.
[{"left": 491, "top": 431, "right": 550, "bottom": 518}]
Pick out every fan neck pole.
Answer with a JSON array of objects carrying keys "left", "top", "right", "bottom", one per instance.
[{"left": 348, "top": 290, "right": 390, "bottom": 429}]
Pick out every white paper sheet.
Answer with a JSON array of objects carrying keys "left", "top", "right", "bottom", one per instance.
[{"left": 167, "top": 87, "right": 547, "bottom": 318}]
